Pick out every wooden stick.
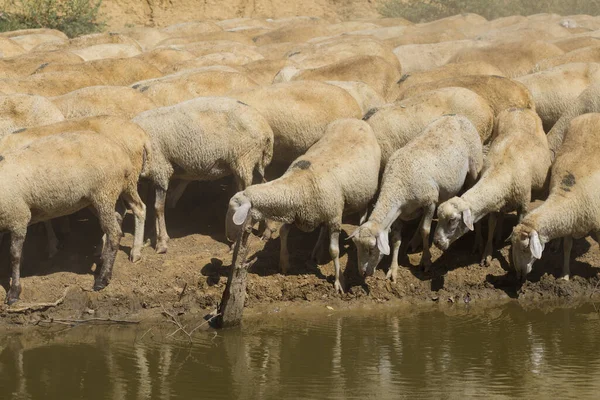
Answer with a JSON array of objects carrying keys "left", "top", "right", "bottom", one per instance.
[
  {"left": 6, "top": 287, "right": 69, "bottom": 313},
  {"left": 216, "top": 215, "right": 254, "bottom": 328},
  {"left": 41, "top": 318, "right": 140, "bottom": 325}
]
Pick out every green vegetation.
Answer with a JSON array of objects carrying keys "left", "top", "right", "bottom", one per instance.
[
  {"left": 380, "top": 0, "right": 600, "bottom": 22},
  {"left": 0, "top": 0, "right": 106, "bottom": 38}
]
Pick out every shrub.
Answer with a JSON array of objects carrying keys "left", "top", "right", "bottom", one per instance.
[
  {"left": 379, "top": 0, "right": 600, "bottom": 22},
  {"left": 0, "top": 0, "right": 106, "bottom": 38}
]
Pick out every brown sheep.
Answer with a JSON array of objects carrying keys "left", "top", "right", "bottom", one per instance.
[
  {"left": 51, "top": 86, "right": 157, "bottom": 119},
  {"left": 274, "top": 55, "right": 401, "bottom": 101},
  {"left": 135, "top": 47, "right": 197, "bottom": 73},
  {"left": 448, "top": 40, "right": 565, "bottom": 78},
  {"left": 536, "top": 45, "right": 600, "bottom": 70},
  {"left": 398, "top": 75, "right": 535, "bottom": 117}
]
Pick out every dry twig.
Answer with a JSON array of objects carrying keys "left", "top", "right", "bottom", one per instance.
[{"left": 6, "top": 287, "right": 69, "bottom": 313}]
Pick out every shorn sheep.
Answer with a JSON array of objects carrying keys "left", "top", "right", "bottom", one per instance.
[
  {"left": 351, "top": 115, "right": 482, "bottom": 281},
  {"left": 0, "top": 131, "right": 145, "bottom": 304},
  {"left": 226, "top": 119, "right": 381, "bottom": 294},
  {"left": 435, "top": 108, "right": 551, "bottom": 267},
  {"left": 132, "top": 97, "right": 273, "bottom": 254},
  {"left": 511, "top": 113, "right": 600, "bottom": 283}
]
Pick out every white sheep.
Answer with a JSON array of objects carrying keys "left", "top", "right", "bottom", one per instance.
[
  {"left": 350, "top": 115, "right": 483, "bottom": 281},
  {"left": 226, "top": 118, "right": 381, "bottom": 294},
  {"left": 0, "top": 131, "right": 144, "bottom": 304},
  {"left": 132, "top": 97, "right": 273, "bottom": 254},
  {"left": 511, "top": 113, "right": 600, "bottom": 282},
  {"left": 434, "top": 108, "right": 551, "bottom": 267}
]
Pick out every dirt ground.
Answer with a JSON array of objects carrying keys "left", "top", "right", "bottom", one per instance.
[{"left": 1, "top": 177, "right": 599, "bottom": 327}]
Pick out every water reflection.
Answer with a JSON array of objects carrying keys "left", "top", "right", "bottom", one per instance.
[{"left": 2, "top": 303, "right": 600, "bottom": 399}]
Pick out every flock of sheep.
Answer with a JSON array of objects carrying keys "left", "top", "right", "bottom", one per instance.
[{"left": 1, "top": 12, "right": 600, "bottom": 305}]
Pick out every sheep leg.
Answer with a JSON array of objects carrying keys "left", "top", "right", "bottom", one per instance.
[
  {"left": 386, "top": 223, "right": 403, "bottom": 282},
  {"left": 408, "top": 226, "right": 422, "bottom": 252},
  {"left": 311, "top": 225, "right": 328, "bottom": 263},
  {"left": 94, "top": 203, "right": 122, "bottom": 292},
  {"left": 494, "top": 213, "right": 505, "bottom": 245},
  {"left": 44, "top": 220, "right": 59, "bottom": 258},
  {"left": 481, "top": 213, "right": 497, "bottom": 267},
  {"left": 329, "top": 229, "right": 345, "bottom": 294},
  {"left": 123, "top": 189, "right": 147, "bottom": 263},
  {"left": 472, "top": 220, "right": 484, "bottom": 254},
  {"left": 561, "top": 236, "right": 572, "bottom": 281},
  {"left": 279, "top": 223, "right": 291, "bottom": 274},
  {"left": 166, "top": 180, "right": 190, "bottom": 209},
  {"left": 155, "top": 187, "right": 169, "bottom": 254},
  {"left": 6, "top": 229, "right": 26, "bottom": 305},
  {"left": 419, "top": 204, "right": 435, "bottom": 271}
]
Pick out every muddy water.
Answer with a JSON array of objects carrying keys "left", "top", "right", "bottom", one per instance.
[{"left": 2, "top": 303, "right": 600, "bottom": 399}]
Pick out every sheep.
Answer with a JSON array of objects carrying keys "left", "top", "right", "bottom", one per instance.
[
  {"left": 0, "top": 71, "right": 103, "bottom": 97},
  {"left": 9, "top": 33, "right": 65, "bottom": 51},
  {"left": 135, "top": 47, "right": 197, "bottom": 73},
  {"left": 226, "top": 118, "right": 381, "bottom": 294},
  {"left": 325, "top": 81, "right": 386, "bottom": 115},
  {"left": 273, "top": 55, "right": 401, "bottom": 101},
  {"left": 240, "top": 59, "right": 288, "bottom": 85},
  {"left": 392, "top": 40, "right": 490, "bottom": 74},
  {"left": 33, "top": 32, "right": 142, "bottom": 52},
  {"left": 396, "top": 61, "right": 504, "bottom": 98},
  {"left": 511, "top": 113, "right": 600, "bottom": 282},
  {"left": 546, "top": 82, "right": 600, "bottom": 159},
  {"left": 551, "top": 36, "right": 600, "bottom": 52},
  {"left": 288, "top": 36, "right": 401, "bottom": 72},
  {"left": 118, "top": 26, "right": 170, "bottom": 51},
  {"left": 536, "top": 45, "right": 600, "bottom": 70},
  {"left": 365, "top": 87, "right": 494, "bottom": 167},
  {"left": 434, "top": 108, "right": 551, "bottom": 267},
  {"left": 515, "top": 63, "right": 600, "bottom": 131},
  {"left": 160, "top": 21, "right": 223, "bottom": 38},
  {"left": 448, "top": 40, "right": 564, "bottom": 78},
  {"left": 156, "top": 31, "right": 255, "bottom": 47},
  {"left": 0, "top": 115, "right": 151, "bottom": 261},
  {"left": 397, "top": 75, "right": 535, "bottom": 117},
  {"left": 0, "top": 51, "right": 84, "bottom": 79},
  {"left": 0, "top": 37, "right": 26, "bottom": 58},
  {"left": 164, "top": 52, "right": 258, "bottom": 73},
  {"left": 131, "top": 66, "right": 258, "bottom": 107},
  {"left": 165, "top": 41, "right": 264, "bottom": 62},
  {"left": 350, "top": 115, "right": 483, "bottom": 281},
  {"left": 233, "top": 80, "right": 362, "bottom": 164},
  {"left": 132, "top": 97, "right": 273, "bottom": 254},
  {"left": 0, "top": 130, "right": 145, "bottom": 304},
  {"left": 51, "top": 86, "right": 157, "bottom": 119},
  {"left": 0, "top": 94, "right": 65, "bottom": 136},
  {"left": 33, "top": 57, "right": 163, "bottom": 86},
  {"left": 70, "top": 43, "right": 142, "bottom": 62}
]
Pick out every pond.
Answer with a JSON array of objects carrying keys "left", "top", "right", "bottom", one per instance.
[{"left": 1, "top": 302, "right": 600, "bottom": 399}]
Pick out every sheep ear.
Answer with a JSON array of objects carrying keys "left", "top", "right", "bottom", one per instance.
[
  {"left": 462, "top": 209, "right": 474, "bottom": 231},
  {"left": 530, "top": 231, "right": 544, "bottom": 259},
  {"left": 376, "top": 230, "right": 390, "bottom": 255},
  {"left": 232, "top": 202, "right": 251, "bottom": 226}
]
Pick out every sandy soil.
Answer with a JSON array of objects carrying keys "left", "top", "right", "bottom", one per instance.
[{"left": 0, "top": 178, "right": 599, "bottom": 327}]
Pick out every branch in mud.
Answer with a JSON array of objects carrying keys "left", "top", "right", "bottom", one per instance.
[
  {"left": 38, "top": 318, "right": 140, "bottom": 326},
  {"left": 6, "top": 287, "right": 69, "bottom": 314},
  {"left": 161, "top": 304, "right": 219, "bottom": 343}
]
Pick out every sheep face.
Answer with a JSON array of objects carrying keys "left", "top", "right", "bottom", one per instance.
[
  {"left": 434, "top": 199, "right": 474, "bottom": 251},
  {"left": 511, "top": 226, "right": 544, "bottom": 282},
  {"left": 351, "top": 223, "right": 388, "bottom": 277},
  {"left": 226, "top": 193, "right": 253, "bottom": 242}
]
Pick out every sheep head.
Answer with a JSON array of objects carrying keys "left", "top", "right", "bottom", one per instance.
[
  {"left": 511, "top": 224, "right": 545, "bottom": 283},
  {"left": 349, "top": 221, "right": 388, "bottom": 277},
  {"left": 434, "top": 197, "right": 474, "bottom": 251},
  {"left": 226, "top": 192, "right": 253, "bottom": 242}
]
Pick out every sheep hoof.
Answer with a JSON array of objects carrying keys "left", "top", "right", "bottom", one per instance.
[
  {"left": 156, "top": 242, "right": 168, "bottom": 254},
  {"left": 480, "top": 256, "right": 492, "bottom": 268},
  {"left": 93, "top": 279, "right": 109, "bottom": 291},
  {"left": 560, "top": 274, "right": 570, "bottom": 282},
  {"left": 5, "top": 285, "right": 21, "bottom": 305},
  {"left": 386, "top": 269, "right": 397, "bottom": 283},
  {"left": 129, "top": 252, "right": 142, "bottom": 263},
  {"left": 334, "top": 280, "right": 345, "bottom": 294}
]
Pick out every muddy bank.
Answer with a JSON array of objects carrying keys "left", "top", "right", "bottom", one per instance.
[{"left": 0, "top": 180, "right": 599, "bottom": 327}]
